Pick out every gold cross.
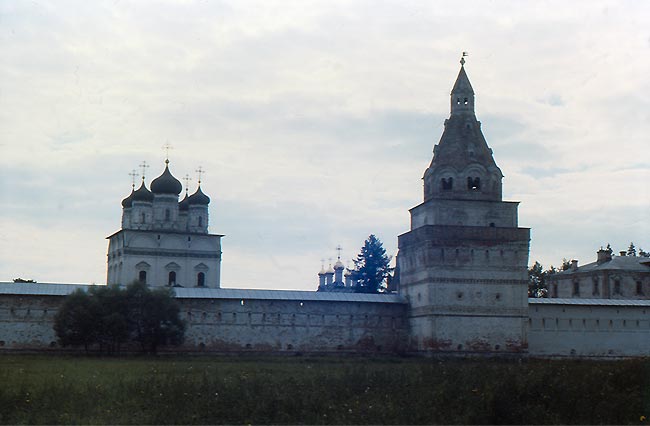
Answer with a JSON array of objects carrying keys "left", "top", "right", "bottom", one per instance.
[
  {"left": 162, "top": 143, "right": 173, "bottom": 162},
  {"left": 182, "top": 174, "right": 192, "bottom": 195},
  {"left": 128, "top": 169, "right": 138, "bottom": 189},
  {"left": 195, "top": 166, "right": 204, "bottom": 185},
  {"left": 139, "top": 161, "right": 150, "bottom": 181}
]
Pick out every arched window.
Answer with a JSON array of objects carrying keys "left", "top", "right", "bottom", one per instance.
[
  {"left": 197, "top": 272, "right": 205, "bottom": 287},
  {"left": 165, "top": 209, "right": 171, "bottom": 221},
  {"left": 467, "top": 177, "right": 480, "bottom": 190},
  {"left": 168, "top": 271, "right": 176, "bottom": 286},
  {"left": 441, "top": 177, "right": 453, "bottom": 190},
  {"left": 198, "top": 216, "right": 203, "bottom": 227},
  {"left": 138, "top": 270, "right": 147, "bottom": 284}
]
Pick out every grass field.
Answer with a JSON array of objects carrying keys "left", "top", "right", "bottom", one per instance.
[{"left": 0, "top": 354, "right": 648, "bottom": 424}]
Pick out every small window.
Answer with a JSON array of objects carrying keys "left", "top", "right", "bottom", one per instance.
[
  {"left": 139, "top": 270, "right": 147, "bottom": 284},
  {"left": 572, "top": 280, "right": 580, "bottom": 297},
  {"left": 165, "top": 209, "right": 171, "bottom": 221},
  {"left": 456, "top": 97, "right": 461, "bottom": 105},
  {"left": 592, "top": 277, "right": 600, "bottom": 296},
  {"left": 168, "top": 271, "right": 176, "bottom": 286},
  {"left": 636, "top": 281, "right": 643, "bottom": 295},
  {"left": 463, "top": 97, "right": 468, "bottom": 105},
  {"left": 441, "top": 177, "right": 453, "bottom": 190},
  {"left": 198, "top": 216, "right": 203, "bottom": 227},
  {"left": 197, "top": 272, "right": 205, "bottom": 287},
  {"left": 467, "top": 177, "right": 480, "bottom": 190},
  {"left": 141, "top": 212, "right": 146, "bottom": 223},
  {"left": 614, "top": 280, "right": 621, "bottom": 295}
]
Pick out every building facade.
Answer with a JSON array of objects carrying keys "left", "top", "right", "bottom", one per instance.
[
  {"left": 547, "top": 249, "right": 650, "bottom": 299},
  {"left": 106, "top": 161, "right": 223, "bottom": 289}
]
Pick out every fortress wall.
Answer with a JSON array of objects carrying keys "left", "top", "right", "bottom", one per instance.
[
  {"left": 0, "top": 293, "right": 409, "bottom": 354},
  {"left": 180, "top": 298, "right": 408, "bottom": 353},
  {"left": 528, "top": 301, "right": 650, "bottom": 357}
]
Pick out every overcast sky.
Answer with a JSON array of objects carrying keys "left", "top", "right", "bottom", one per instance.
[{"left": 0, "top": 0, "right": 648, "bottom": 289}]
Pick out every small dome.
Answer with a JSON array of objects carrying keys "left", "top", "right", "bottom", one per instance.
[
  {"left": 188, "top": 186, "right": 210, "bottom": 205},
  {"left": 132, "top": 181, "right": 154, "bottom": 203},
  {"left": 121, "top": 189, "right": 134, "bottom": 208},
  {"left": 344, "top": 269, "right": 352, "bottom": 277},
  {"left": 318, "top": 267, "right": 326, "bottom": 276},
  {"left": 334, "top": 259, "right": 345, "bottom": 270},
  {"left": 326, "top": 265, "right": 335, "bottom": 274},
  {"left": 179, "top": 194, "right": 190, "bottom": 211},
  {"left": 151, "top": 163, "right": 182, "bottom": 195}
]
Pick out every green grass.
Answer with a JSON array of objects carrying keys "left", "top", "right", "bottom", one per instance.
[{"left": 0, "top": 354, "right": 648, "bottom": 424}]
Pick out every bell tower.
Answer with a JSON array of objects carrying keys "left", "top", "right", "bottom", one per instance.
[{"left": 397, "top": 57, "right": 530, "bottom": 354}]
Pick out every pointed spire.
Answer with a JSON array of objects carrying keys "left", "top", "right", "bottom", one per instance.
[{"left": 451, "top": 65, "right": 474, "bottom": 96}]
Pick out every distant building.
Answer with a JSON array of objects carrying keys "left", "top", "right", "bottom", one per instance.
[
  {"left": 106, "top": 160, "right": 223, "bottom": 288},
  {"left": 548, "top": 249, "right": 650, "bottom": 299},
  {"left": 317, "top": 257, "right": 358, "bottom": 293}
]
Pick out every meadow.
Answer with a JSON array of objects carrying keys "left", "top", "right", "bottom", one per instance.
[{"left": 0, "top": 354, "right": 647, "bottom": 424}]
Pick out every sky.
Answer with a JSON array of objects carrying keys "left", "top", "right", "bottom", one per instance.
[{"left": 0, "top": 0, "right": 648, "bottom": 290}]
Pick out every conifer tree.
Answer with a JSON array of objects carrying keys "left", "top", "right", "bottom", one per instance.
[{"left": 353, "top": 234, "right": 393, "bottom": 293}]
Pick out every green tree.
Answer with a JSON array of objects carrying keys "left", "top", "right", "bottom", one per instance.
[
  {"left": 627, "top": 242, "right": 637, "bottom": 257},
  {"left": 353, "top": 234, "right": 393, "bottom": 293},
  {"left": 53, "top": 289, "right": 99, "bottom": 353},
  {"left": 126, "top": 281, "right": 186, "bottom": 354},
  {"left": 528, "top": 261, "right": 548, "bottom": 298},
  {"left": 53, "top": 282, "right": 185, "bottom": 354}
]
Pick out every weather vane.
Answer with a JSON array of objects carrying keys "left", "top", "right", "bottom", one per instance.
[
  {"left": 128, "top": 169, "right": 138, "bottom": 189},
  {"left": 195, "top": 166, "right": 204, "bottom": 185},
  {"left": 139, "top": 161, "right": 150, "bottom": 181},
  {"left": 460, "top": 51, "right": 468, "bottom": 66}
]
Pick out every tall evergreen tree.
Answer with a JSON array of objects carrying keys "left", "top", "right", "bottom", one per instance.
[
  {"left": 627, "top": 242, "right": 637, "bottom": 257},
  {"left": 353, "top": 234, "right": 393, "bottom": 293}
]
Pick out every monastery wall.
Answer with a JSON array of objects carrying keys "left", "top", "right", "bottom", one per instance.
[
  {"left": 528, "top": 299, "right": 650, "bottom": 357},
  {"left": 0, "top": 289, "right": 409, "bottom": 354}
]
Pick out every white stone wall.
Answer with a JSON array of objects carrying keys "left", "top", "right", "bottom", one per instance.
[
  {"left": 528, "top": 300, "right": 650, "bottom": 357},
  {"left": 0, "top": 292, "right": 408, "bottom": 354},
  {"left": 410, "top": 199, "right": 519, "bottom": 229}
]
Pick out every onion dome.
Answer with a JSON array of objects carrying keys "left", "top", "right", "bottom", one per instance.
[
  {"left": 132, "top": 181, "right": 154, "bottom": 202},
  {"left": 334, "top": 259, "right": 345, "bottom": 270},
  {"left": 151, "top": 162, "right": 183, "bottom": 195},
  {"left": 326, "top": 264, "right": 335, "bottom": 274},
  {"left": 318, "top": 266, "right": 326, "bottom": 276},
  {"left": 179, "top": 193, "right": 190, "bottom": 212},
  {"left": 121, "top": 189, "right": 134, "bottom": 208},
  {"left": 188, "top": 186, "right": 210, "bottom": 205}
]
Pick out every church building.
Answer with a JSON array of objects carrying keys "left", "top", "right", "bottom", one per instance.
[{"left": 106, "top": 160, "right": 223, "bottom": 288}]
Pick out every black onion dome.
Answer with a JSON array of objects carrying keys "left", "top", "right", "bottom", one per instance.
[
  {"left": 150, "top": 163, "right": 183, "bottom": 195},
  {"left": 179, "top": 193, "right": 190, "bottom": 211},
  {"left": 132, "top": 181, "right": 154, "bottom": 202},
  {"left": 188, "top": 186, "right": 210, "bottom": 205},
  {"left": 121, "top": 189, "right": 134, "bottom": 208}
]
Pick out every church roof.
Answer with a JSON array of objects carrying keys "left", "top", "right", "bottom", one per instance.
[
  {"left": 179, "top": 193, "right": 190, "bottom": 211},
  {"left": 451, "top": 65, "right": 474, "bottom": 95},
  {"left": 552, "top": 256, "right": 650, "bottom": 275},
  {"left": 151, "top": 162, "right": 183, "bottom": 195},
  {"left": 188, "top": 186, "right": 210, "bottom": 205},
  {"left": 132, "top": 181, "right": 154, "bottom": 202},
  {"left": 121, "top": 188, "right": 134, "bottom": 208}
]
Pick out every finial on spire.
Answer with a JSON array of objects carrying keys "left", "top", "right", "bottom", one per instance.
[
  {"left": 460, "top": 51, "right": 468, "bottom": 66},
  {"left": 162, "top": 143, "right": 173, "bottom": 164},
  {"left": 128, "top": 169, "right": 138, "bottom": 189},
  {"left": 139, "top": 161, "right": 150, "bottom": 181},
  {"left": 336, "top": 245, "right": 343, "bottom": 260},
  {"left": 182, "top": 174, "right": 192, "bottom": 195},
  {"left": 195, "top": 166, "right": 204, "bottom": 185}
]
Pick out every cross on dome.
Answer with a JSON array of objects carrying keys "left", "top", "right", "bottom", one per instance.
[
  {"left": 139, "top": 161, "right": 150, "bottom": 181},
  {"left": 182, "top": 174, "right": 192, "bottom": 195},
  {"left": 162, "top": 143, "right": 173, "bottom": 164},
  {"left": 195, "top": 166, "right": 205, "bottom": 185},
  {"left": 128, "top": 169, "right": 138, "bottom": 189}
]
